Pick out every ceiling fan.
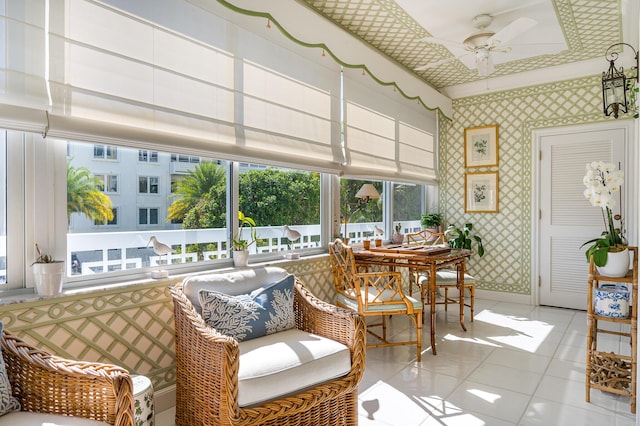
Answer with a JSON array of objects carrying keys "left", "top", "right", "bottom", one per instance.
[{"left": 415, "top": 14, "right": 537, "bottom": 76}]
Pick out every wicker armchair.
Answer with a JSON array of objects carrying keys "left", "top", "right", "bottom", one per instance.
[
  {"left": 0, "top": 328, "right": 134, "bottom": 425},
  {"left": 170, "top": 272, "right": 366, "bottom": 426}
]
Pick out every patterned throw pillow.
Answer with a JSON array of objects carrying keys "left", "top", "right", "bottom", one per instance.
[
  {"left": 0, "top": 323, "right": 21, "bottom": 416},
  {"left": 199, "top": 274, "right": 296, "bottom": 342}
]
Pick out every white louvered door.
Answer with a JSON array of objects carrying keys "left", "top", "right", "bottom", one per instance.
[{"left": 539, "top": 127, "right": 626, "bottom": 309}]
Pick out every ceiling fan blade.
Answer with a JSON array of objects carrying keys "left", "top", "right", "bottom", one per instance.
[
  {"left": 420, "top": 36, "right": 469, "bottom": 52},
  {"left": 414, "top": 52, "right": 473, "bottom": 71},
  {"left": 486, "top": 17, "right": 537, "bottom": 47}
]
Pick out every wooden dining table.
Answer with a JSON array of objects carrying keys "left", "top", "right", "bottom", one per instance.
[{"left": 353, "top": 242, "right": 473, "bottom": 355}]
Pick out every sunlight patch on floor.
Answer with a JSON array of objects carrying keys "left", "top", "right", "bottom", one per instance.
[
  {"left": 467, "top": 388, "right": 502, "bottom": 404},
  {"left": 442, "top": 333, "right": 501, "bottom": 348},
  {"left": 475, "top": 309, "right": 554, "bottom": 353}
]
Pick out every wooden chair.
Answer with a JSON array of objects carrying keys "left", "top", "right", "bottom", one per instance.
[
  {"left": 328, "top": 238, "right": 423, "bottom": 361},
  {"left": 0, "top": 328, "right": 135, "bottom": 425},
  {"left": 406, "top": 229, "right": 445, "bottom": 246},
  {"left": 170, "top": 270, "right": 366, "bottom": 426},
  {"left": 406, "top": 230, "right": 476, "bottom": 322}
]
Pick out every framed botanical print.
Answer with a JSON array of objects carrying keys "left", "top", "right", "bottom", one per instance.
[
  {"left": 464, "top": 125, "right": 499, "bottom": 168},
  {"left": 465, "top": 171, "right": 498, "bottom": 213}
]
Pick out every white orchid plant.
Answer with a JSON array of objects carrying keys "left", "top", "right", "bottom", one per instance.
[{"left": 580, "top": 161, "right": 626, "bottom": 267}]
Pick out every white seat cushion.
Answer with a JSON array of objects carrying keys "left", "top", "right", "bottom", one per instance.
[
  {"left": 237, "top": 328, "right": 351, "bottom": 407},
  {"left": 0, "top": 411, "right": 110, "bottom": 426},
  {"left": 416, "top": 269, "right": 475, "bottom": 285},
  {"left": 336, "top": 291, "right": 421, "bottom": 313}
]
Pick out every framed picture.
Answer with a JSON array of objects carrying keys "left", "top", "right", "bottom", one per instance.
[
  {"left": 464, "top": 125, "right": 498, "bottom": 168},
  {"left": 465, "top": 171, "right": 498, "bottom": 213}
]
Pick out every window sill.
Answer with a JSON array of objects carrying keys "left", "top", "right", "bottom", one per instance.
[{"left": 0, "top": 252, "right": 328, "bottom": 306}]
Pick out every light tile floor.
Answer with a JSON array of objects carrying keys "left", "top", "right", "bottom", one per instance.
[{"left": 156, "top": 298, "right": 637, "bottom": 425}]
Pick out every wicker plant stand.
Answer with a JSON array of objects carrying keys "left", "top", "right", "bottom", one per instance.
[{"left": 586, "top": 246, "right": 637, "bottom": 413}]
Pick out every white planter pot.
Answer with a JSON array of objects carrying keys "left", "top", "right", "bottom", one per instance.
[
  {"left": 597, "top": 248, "right": 630, "bottom": 278},
  {"left": 392, "top": 233, "right": 404, "bottom": 244},
  {"left": 32, "top": 261, "right": 64, "bottom": 296},
  {"left": 233, "top": 250, "right": 249, "bottom": 268}
]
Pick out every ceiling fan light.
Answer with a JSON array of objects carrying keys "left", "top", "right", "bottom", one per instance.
[{"left": 476, "top": 49, "right": 494, "bottom": 76}]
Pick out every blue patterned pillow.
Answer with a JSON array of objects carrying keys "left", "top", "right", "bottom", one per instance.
[
  {"left": 0, "top": 323, "right": 20, "bottom": 416},
  {"left": 199, "top": 274, "right": 296, "bottom": 342}
]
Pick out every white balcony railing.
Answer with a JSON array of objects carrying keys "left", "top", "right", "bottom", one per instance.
[{"left": 2, "top": 220, "right": 422, "bottom": 279}]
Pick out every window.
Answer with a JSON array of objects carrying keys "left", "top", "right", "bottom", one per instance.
[
  {"left": 139, "top": 150, "right": 159, "bottom": 163},
  {"left": 171, "top": 154, "right": 199, "bottom": 163},
  {"left": 95, "top": 174, "right": 118, "bottom": 193},
  {"left": 139, "top": 176, "right": 159, "bottom": 194},
  {"left": 139, "top": 208, "right": 159, "bottom": 225},
  {"left": 340, "top": 179, "right": 383, "bottom": 242},
  {"left": 3, "top": 130, "right": 432, "bottom": 290},
  {"left": 66, "top": 141, "right": 231, "bottom": 278},
  {"left": 393, "top": 183, "right": 425, "bottom": 234},
  {"left": 238, "top": 163, "right": 321, "bottom": 254},
  {"left": 340, "top": 179, "right": 427, "bottom": 242},
  {"left": 93, "top": 145, "right": 118, "bottom": 160}
]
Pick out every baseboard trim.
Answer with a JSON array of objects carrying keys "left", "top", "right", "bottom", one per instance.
[
  {"left": 475, "top": 289, "right": 533, "bottom": 305},
  {"left": 154, "top": 385, "right": 176, "bottom": 414}
]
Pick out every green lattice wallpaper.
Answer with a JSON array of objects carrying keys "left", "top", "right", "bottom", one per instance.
[
  {"left": 0, "top": 257, "right": 334, "bottom": 393},
  {"left": 439, "top": 74, "right": 630, "bottom": 295}
]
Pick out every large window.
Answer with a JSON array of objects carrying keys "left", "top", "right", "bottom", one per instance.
[{"left": 1, "top": 131, "right": 433, "bottom": 291}]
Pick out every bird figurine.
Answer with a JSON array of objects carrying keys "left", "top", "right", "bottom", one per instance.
[
  {"left": 283, "top": 225, "right": 301, "bottom": 243},
  {"left": 283, "top": 225, "right": 301, "bottom": 258},
  {"left": 373, "top": 225, "right": 384, "bottom": 236},
  {"left": 147, "top": 236, "right": 174, "bottom": 278}
]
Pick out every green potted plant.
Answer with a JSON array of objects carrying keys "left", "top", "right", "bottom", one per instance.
[
  {"left": 444, "top": 223, "right": 485, "bottom": 257},
  {"left": 421, "top": 212, "right": 443, "bottom": 232},
  {"left": 31, "top": 243, "right": 65, "bottom": 296},
  {"left": 232, "top": 211, "right": 259, "bottom": 267},
  {"left": 580, "top": 161, "right": 628, "bottom": 276}
]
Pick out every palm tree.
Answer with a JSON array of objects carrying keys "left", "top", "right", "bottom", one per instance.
[
  {"left": 67, "top": 160, "right": 113, "bottom": 224},
  {"left": 168, "top": 161, "right": 226, "bottom": 222}
]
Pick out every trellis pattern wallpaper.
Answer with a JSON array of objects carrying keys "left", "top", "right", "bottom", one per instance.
[{"left": 439, "top": 74, "right": 627, "bottom": 295}]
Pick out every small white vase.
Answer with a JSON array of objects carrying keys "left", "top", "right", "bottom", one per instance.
[
  {"left": 32, "top": 261, "right": 65, "bottom": 296},
  {"left": 597, "top": 248, "right": 630, "bottom": 278},
  {"left": 233, "top": 250, "right": 249, "bottom": 267}
]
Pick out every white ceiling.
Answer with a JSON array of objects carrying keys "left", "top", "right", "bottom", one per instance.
[
  {"left": 399, "top": 0, "right": 567, "bottom": 69},
  {"left": 302, "top": 0, "right": 639, "bottom": 97}
]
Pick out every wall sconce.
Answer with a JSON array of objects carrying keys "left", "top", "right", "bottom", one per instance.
[
  {"left": 602, "top": 43, "right": 639, "bottom": 119},
  {"left": 342, "top": 183, "right": 381, "bottom": 242}
]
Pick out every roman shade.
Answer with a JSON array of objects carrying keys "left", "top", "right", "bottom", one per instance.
[
  {"left": 342, "top": 67, "right": 438, "bottom": 184},
  {"left": 0, "top": 0, "right": 440, "bottom": 181}
]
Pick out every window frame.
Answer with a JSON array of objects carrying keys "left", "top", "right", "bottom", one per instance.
[
  {"left": 138, "top": 207, "right": 159, "bottom": 226},
  {"left": 138, "top": 176, "right": 160, "bottom": 194},
  {"left": 2, "top": 130, "right": 432, "bottom": 292}
]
